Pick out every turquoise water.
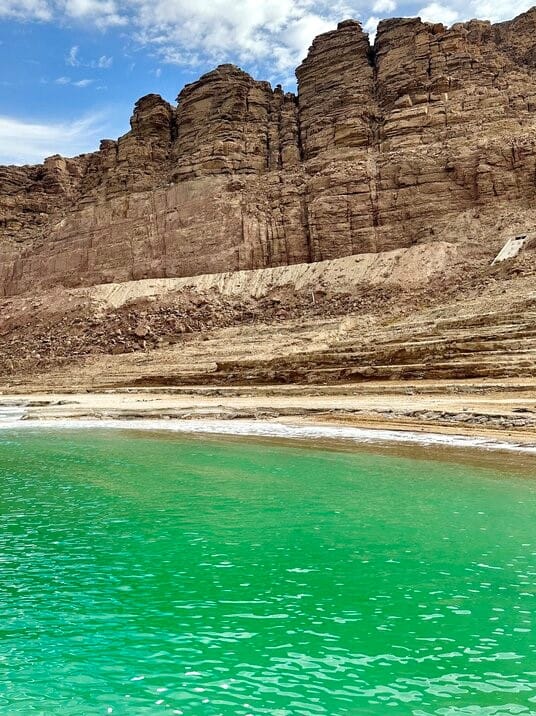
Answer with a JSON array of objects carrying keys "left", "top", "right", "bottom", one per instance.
[{"left": 0, "top": 428, "right": 535, "bottom": 715}]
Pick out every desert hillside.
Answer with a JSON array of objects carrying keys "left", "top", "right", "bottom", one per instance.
[{"left": 1, "top": 9, "right": 535, "bottom": 391}]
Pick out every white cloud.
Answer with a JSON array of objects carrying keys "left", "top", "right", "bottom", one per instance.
[
  {"left": 60, "top": 0, "right": 126, "bottom": 27},
  {"left": 363, "top": 14, "right": 380, "bottom": 37},
  {"left": 131, "top": 0, "right": 352, "bottom": 72},
  {"left": 415, "top": 0, "right": 533, "bottom": 25},
  {"left": 373, "top": 0, "right": 397, "bottom": 12},
  {"left": 0, "top": 0, "right": 51, "bottom": 20},
  {"left": 0, "top": 113, "right": 105, "bottom": 164},
  {"left": 282, "top": 13, "right": 335, "bottom": 63},
  {"left": 418, "top": 2, "right": 459, "bottom": 24},
  {"left": 0, "top": 0, "right": 532, "bottom": 82},
  {"left": 1, "top": 0, "right": 125, "bottom": 26},
  {"left": 467, "top": 0, "right": 534, "bottom": 23},
  {"left": 66, "top": 44, "right": 79, "bottom": 66},
  {"left": 67, "top": 46, "right": 113, "bottom": 69},
  {"left": 54, "top": 75, "right": 94, "bottom": 86},
  {"left": 95, "top": 54, "right": 113, "bottom": 68}
]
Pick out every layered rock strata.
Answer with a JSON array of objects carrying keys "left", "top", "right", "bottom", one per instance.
[{"left": 1, "top": 8, "right": 535, "bottom": 296}]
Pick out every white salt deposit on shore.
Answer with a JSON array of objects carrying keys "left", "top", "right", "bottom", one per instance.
[{"left": 0, "top": 416, "right": 535, "bottom": 455}]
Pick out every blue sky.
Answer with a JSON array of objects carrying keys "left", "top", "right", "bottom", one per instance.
[{"left": 0, "top": 0, "right": 531, "bottom": 165}]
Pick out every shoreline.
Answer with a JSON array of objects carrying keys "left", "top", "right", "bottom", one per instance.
[
  {"left": 1, "top": 415, "right": 536, "bottom": 455},
  {"left": 1, "top": 382, "right": 536, "bottom": 456}
]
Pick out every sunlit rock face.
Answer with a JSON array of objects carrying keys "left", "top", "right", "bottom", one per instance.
[{"left": 1, "top": 8, "right": 535, "bottom": 296}]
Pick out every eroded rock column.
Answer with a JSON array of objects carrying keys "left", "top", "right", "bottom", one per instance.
[{"left": 296, "top": 20, "right": 377, "bottom": 159}]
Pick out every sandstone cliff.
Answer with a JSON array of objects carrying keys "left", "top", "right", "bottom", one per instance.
[{"left": 1, "top": 8, "right": 535, "bottom": 297}]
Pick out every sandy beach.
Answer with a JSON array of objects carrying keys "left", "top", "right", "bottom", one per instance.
[{"left": 2, "top": 379, "right": 536, "bottom": 453}]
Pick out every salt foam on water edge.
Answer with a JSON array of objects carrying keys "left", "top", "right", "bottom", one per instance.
[
  {"left": 0, "top": 406, "right": 27, "bottom": 421},
  {"left": 0, "top": 416, "right": 535, "bottom": 454}
]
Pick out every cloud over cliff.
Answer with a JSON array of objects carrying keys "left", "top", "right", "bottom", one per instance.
[{"left": 1, "top": 0, "right": 534, "bottom": 73}]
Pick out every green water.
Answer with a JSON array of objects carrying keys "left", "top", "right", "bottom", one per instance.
[{"left": 0, "top": 429, "right": 535, "bottom": 716}]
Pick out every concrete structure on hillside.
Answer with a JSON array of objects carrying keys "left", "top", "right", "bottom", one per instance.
[{"left": 492, "top": 234, "right": 536, "bottom": 265}]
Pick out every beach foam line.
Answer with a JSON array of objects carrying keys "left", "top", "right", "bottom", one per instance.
[
  {"left": 0, "top": 406, "right": 27, "bottom": 420},
  {"left": 0, "top": 417, "right": 535, "bottom": 454}
]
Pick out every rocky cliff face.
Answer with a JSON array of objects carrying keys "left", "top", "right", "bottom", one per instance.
[{"left": 1, "top": 8, "right": 535, "bottom": 296}]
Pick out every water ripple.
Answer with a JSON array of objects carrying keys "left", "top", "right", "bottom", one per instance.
[{"left": 0, "top": 429, "right": 535, "bottom": 714}]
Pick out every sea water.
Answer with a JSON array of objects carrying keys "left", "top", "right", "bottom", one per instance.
[{"left": 0, "top": 428, "right": 535, "bottom": 715}]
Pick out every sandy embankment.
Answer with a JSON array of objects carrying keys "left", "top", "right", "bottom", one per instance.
[{"left": 1, "top": 379, "right": 536, "bottom": 453}]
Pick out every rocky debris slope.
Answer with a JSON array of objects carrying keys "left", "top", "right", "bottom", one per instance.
[
  {"left": 1, "top": 8, "right": 536, "bottom": 297},
  {"left": 0, "top": 240, "right": 460, "bottom": 376},
  {"left": 1, "top": 244, "right": 534, "bottom": 390},
  {"left": 0, "top": 286, "right": 398, "bottom": 373}
]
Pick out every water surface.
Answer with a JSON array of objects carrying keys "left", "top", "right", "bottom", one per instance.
[{"left": 1, "top": 428, "right": 535, "bottom": 715}]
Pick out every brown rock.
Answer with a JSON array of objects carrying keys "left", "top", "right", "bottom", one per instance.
[{"left": 1, "top": 8, "right": 535, "bottom": 298}]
